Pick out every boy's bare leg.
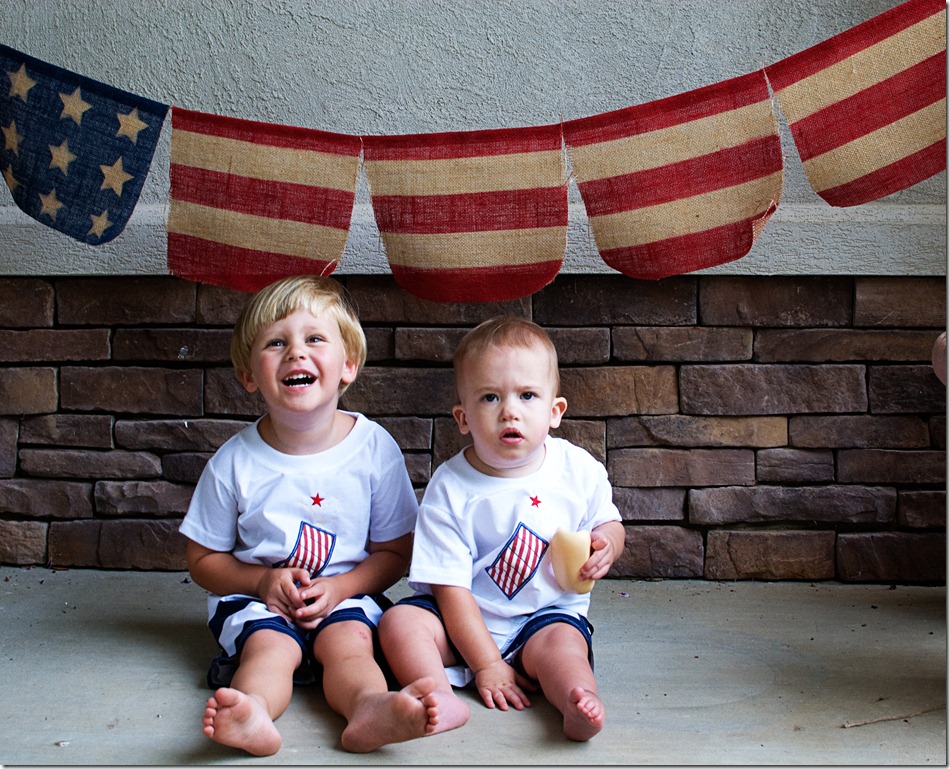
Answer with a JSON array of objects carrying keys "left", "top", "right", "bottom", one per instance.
[
  {"left": 203, "top": 629, "right": 302, "bottom": 756},
  {"left": 379, "top": 604, "right": 471, "bottom": 734},
  {"left": 519, "top": 623, "right": 605, "bottom": 741},
  {"left": 314, "top": 619, "right": 440, "bottom": 753}
]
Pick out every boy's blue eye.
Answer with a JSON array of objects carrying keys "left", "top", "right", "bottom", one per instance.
[
  {"left": 521, "top": 392, "right": 537, "bottom": 400},
  {"left": 265, "top": 339, "right": 285, "bottom": 348},
  {"left": 481, "top": 394, "right": 499, "bottom": 403}
]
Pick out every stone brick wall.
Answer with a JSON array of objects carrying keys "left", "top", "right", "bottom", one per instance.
[{"left": 0, "top": 274, "right": 945, "bottom": 583}]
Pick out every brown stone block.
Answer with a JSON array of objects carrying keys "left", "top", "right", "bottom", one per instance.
[
  {"left": 114, "top": 419, "right": 249, "bottom": 452},
  {"left": 680, "top": 364, "right": 867, "bottom": 415},
  {"left": 365, "top": 327, "right": 395, "bottom": 362},
  {"left": 608, "top": 448, "right": 754, "bottom": 488},
  {"left": 347, "top": 276, "right": 530, "bottom": 324},
  {"left": 162, "top": 453, "right": 213, "bottom": 484},
  {"left": 403, "top": 453, "right": 432, "bottom": 485},
  {"left": 608, "top": 525, "right": 704, "bottom": 578},
  {"left": 552, "top": 420, "right": 606, "bottom": 463},
  {"left": 854, "top": 277, "right": 946, "bottom": 328},
  {"left": 95, "top": 480, "right": 196, "bottom": 517},
  {"left": 0, "top": 520, "right": 48, "bottom": 565},
  {"left": 342, "top": 368, "right": 456, "bottom": 416},
  {"left": 48, "top": 520, "right": 101, "bottom": 567},
  {"left": 0, "top": 367, "right": 57, "bottom": 415},
  {"left": 754, "top": 329, "right": 939, "bottom": 363},
  {"left": 0, "top": 279, "right": 54, "bottom": 327},
  {"left": 548, "top": 328, "right": 611, "bottom": 365},
  {"left": 0, "top": 329, "right": 110, "bottom": 362},
  {"left": 61, "top": 367, "right": 204, "bottom": 417},
  {"left": 534, "top": 276, "right": 695, "bottom": 326},
  {"left": 374, "top": 417, "right": 432, "bottom": 451},
  {"left": 196, "top": 283, "right": 251, "bottom": 325},
  {"left": 50, "top": 519, "right": 188, "bottom": 569},
  {"left": 837, "top": 532, "right": 946, "bottom": 583},
  {"left": 612, "top": 327, "right": 752, "bottom": 362},
  {"left": 561, "top": 366, "right": 678, "bottom": 417},
  {"left": 838, "top": 449, "right": 946, "bottom": 484},
  {"left": 699, "top": 276, "right": 852, "bottom": 327},
  {"left": 0, "top": 479, "right": 94, "bottom": 518},
  {"left": 0, "top": 419, "right": 15, "bottom": 478},
  {"left": 395, "top": 328, "right": 466, "bottom": 363},
  {"left": 20, "top": 414, "right": 114, "bottom": 449},
  {"left": 612, "top": 487, "right": 686, "bottom": 521},
  {"left": 789, "top": 415, "right": 930, "bottom": 449},
  {"left": 19, "top": 449, "right": 162, "bottom": 480},
  {"left": 113, "top": 328, "right": 232, "bottom": 363},
  {"left": 931, "top": 416, "right": 946, "bottom": 449},
  {"left": 868, "top": 365, "right": 946, "bottom": 413},
  {"left": 705, "top": 530, "right": 835, "bottom": 580},
  {"left": 608, "top": 415, "right": 787, "bottom": 449},
  {"left": 898, "top": 490, "right": 947, "bottom": 528},
  {"left": 204, "top": 367, "right": 264, "bottom": 417},
  {"left": 433, "top": 417, "right": 470, "bottom": 469},
  {"left": 756, "top": 448, "right": 834, "bottom": 483},
  {"left": 689, "top": 485, "right": 895, "bottom": 525},
  {"left": 57, "top": 277, "right": 196, "bottom": 325}
]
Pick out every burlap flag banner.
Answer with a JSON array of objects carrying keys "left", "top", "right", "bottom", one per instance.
[
  {"left": 0, "top": 45, "right": 168, "bottom": 244},
  {"left": 765, "top": 0, "right": 946, "bottom": 208},
  {"left": 363, "top": 125, "right": 567, "bottom": 303},
  {"left": 563, "top": 71, "right": 783, "bottom": 280},
  {"left": 167, "top": 107, "right": 361, "bottom": 292}
]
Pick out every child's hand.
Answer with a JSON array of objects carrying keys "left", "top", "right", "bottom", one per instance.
[
  {"left": 293, "top": 578, "right": 343, "bottom": 629},
  {"left": 472, "top": 659, "right": 534, "bottom": 711},
  {"left": 256, "top": 567, "right": 311, "bottom": 622},
  {"left": 579, "top": 525, "right": 623, "bottom": 582}
]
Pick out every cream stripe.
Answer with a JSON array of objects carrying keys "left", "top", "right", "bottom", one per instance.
[
  {"left": 171, "top": 129, "right": 359, "bottom": 190},
  {"left": 774, "top": 11, "right": 945, "bottom": 121},
  {"left": 803, "top": 99, "right": 947, "bottom": 192},
  {"left": 590, "top": 171, "right": 783, "bottom": 249},
  {"left": 568, "top": 99, "right": 777, "bottom": 181},
  {"left": 167, "top": 200, "right": 348, "bottom": 258},
  {"left": 363, "top": 150, "right": 565, "bottom": 196},
  {"left": 381, "top": 226, "right": 566, "bottom": 269}
]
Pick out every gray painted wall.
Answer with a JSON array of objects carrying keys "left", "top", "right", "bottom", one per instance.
[{"left": 0, "top": 0, "right": 945, "bottom": 276}]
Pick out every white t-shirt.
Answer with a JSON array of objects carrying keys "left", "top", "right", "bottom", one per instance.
[
  {"left": 408, "top": 436, "right": 622, "bottom": 644},
  {"left": 180, "top": 412, "right": 417, "bottom": 582}
]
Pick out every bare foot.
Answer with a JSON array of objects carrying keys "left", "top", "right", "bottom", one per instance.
[
  {"left": 428, "top": 687, "right": 471, "bottom": 736},
  {"left": 202, "top": 687, "right": 282, "bottom": 757},
  {"left": 563, "top": 686, "right": 605, "bottom": 741},
  {"left": 341, "top": 677, "right": 441, "bottom": 753}
]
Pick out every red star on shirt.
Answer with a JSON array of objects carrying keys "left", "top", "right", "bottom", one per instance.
[
  {"left": 311, "top": 494, "right": 324, "bottom": 506},
  {"left": 530, "top": 495, "right": 541, "bottom": 507}
]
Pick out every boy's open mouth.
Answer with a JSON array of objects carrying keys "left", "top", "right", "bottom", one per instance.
[
  {"left": 283, "top": 374, "right": 316, "bottom": 387},
  {"left": 501, "top": 428, "right": 523, "bottom": 442}
]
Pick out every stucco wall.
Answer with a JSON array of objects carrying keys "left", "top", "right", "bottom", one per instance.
[{"left": 0, "top": 0, "right": 946, "bottom": 276}]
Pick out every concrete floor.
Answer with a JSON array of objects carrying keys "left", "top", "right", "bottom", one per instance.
[{"left": 0, "top": 566, "right": 945, "bottom": 766}]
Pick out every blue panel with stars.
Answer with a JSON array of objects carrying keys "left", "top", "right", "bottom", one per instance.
[{"left": 0, "top": 45, "right": 168, "bottom": 244}]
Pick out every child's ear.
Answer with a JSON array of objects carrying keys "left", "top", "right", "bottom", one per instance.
[
  {"left": 237, "top": 369, "right": 258, "bottom": 394},
  {"left": 452, "top": 404, "right": 471, "bottom": 435},
  {"left": 340, "top": 357, "right": 359, "bottom": 387},
  {"left": 549, "top": 396, "right": 567, "bottom": 428}
]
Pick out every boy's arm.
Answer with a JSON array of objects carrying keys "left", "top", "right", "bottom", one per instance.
[
  {"left": 431, "top": 584, "right": 533, "bottom": 711},
  {"left": 295, "top": 532, "right": 412, "bottom": 626},
  {"left": 185, "top": 538, "right": 311, "bottom": 622},
  {"left": 579, "top": 520, "right": 625, "bottom": 582}
]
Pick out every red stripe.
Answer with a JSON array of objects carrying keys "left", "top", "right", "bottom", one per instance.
[
  {"left": 390, "top": 260, "right": 561, "bottom": 303},
  {"left": 170, "top": 164, "right": 355, "bottom": 230},
  {"left": 167, "top": 232, "right": 338, "bottom": 292},
  {"left": 371, "top": 187, "right": 567, "bottom": 234},
  {"left": 576, "top": 135, "right": 782, "bottom": 216},
  {"left": 817, "top": 138, "right": 947, "bottom": 207},
  {"left": 172, "top": 106, "right": 361, "bottom": 155},
  {"left": 789, "top": 52, "right": 946, "bottom": 160},
  {"left": 563, "top": 70, "right": 770, "bottom": 147},
  {"left": 363, "top": 123, "right": 562, "bottom": 160},
  {"left": 766, "top": 0, "right": 945, "bottom": 90},
  {"left": 599, "top": 216, "right": 767, "bottom": 280}
]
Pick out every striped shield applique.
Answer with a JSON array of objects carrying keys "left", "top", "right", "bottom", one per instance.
[
  {"left": 765, "top": 0, "right": 946, "bottom": 207},
  {"left": 485, "top": 523, "right": 549, "bottom": 600},
  {"left": 0, "top": 44, "right": 168, "bottom": 245},
  {"left": 167, "top": 107, "right": 361, "bottom": 292},
  {"left": 279, "top": 522, "right": 337, "bottom": 577},
  {"left": 563, "top": 70, "right": 783, "bottom": 280},
  {"left": 363, "top": 124, "right": 568, "bottom": 303}
]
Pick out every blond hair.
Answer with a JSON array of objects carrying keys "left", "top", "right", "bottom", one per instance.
[
  {"left": 231, "top": 276, "right": 367, "bottom": 393},
  {"left": 453, "top": 316, "right": 560, "bottom": 396}
]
